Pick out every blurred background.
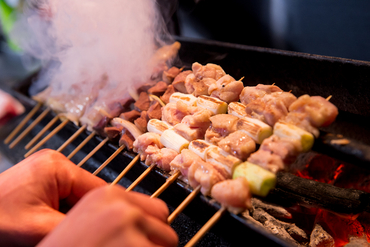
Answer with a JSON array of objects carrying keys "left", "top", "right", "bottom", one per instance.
[{"left": 1, "top": 0, "right": 370, "bottom": 171}]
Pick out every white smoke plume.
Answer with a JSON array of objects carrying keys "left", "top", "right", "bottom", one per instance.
[{"left": 11, "top": 0, "right": 177, "bottom": 129}]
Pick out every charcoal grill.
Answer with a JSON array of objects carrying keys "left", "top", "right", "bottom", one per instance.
[{"left": 1, "top": 36, "right": 370, "bottom": 246}]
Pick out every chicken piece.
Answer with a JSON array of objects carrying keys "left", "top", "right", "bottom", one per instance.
[
  {"left": 133, "top": 132, "right": 164, "bottom": 160},
  {"left": 134, "top": 91, "right": 151, "bottom": 112},
  {"left": 208, "top": 75, "right": 244, "bottom": 103},
  {"left": 174, "top": 123, "right": 206, "bottom": 141},
  {"left": 134, "top": 111, "right": 149, "bottom": 133},
  {"left": 104, "top": 126, "right": 123, "bottom": 142},
  {"left": 245, "top": 92, "right": 296, "bottom": 126},
  {"left": 147, "top": 81, "right": 168, "bottom": 96},
  {"left": 192, "top": 62, "right": 226, "bottom": 81},
  {"left": 161, "top": 101, "right": 189, "bottom": 126},
  {"left": 239, "top": 84, "right": 283, "bottom": 105},
  {"left": 259, "top": 135, "right": 301, "bottom": 166},
  {"left": 162, "top": 66, "right": 181, "bottom": 84},
  {"left": 280, "top": 112, "right": 320, "bottom": 138},
  {"left": 181, "top": 107, "right": 212, "bottom": 129},
  {"left": 188, "top": 159, "right": 226, "bottom": 196},
  {"left": 288, "top": 95, "right": 338, "bottom": 128},
  {"left": 247, "top": 149, "right": 285, "bottom": 174},
  {"left": 160, "top": 85, "right": 176, "bottom": 104},
  {"left": 147, "top": 101, "right": 162, "bottom": 120},
  {"left": 185, "top": 73, "right": 216, "bottom": 97},
  {"left": 118, "top": 130, "right": 135, "bottom": 150},
  {"left": 172, "top": 70, "right": 192, "bottom": 93},
  {"left": 211, "top": 177, "right": 252, "bottom": 214},
  {"left": 170, "top": 149, "right": 203, "bottom": 179},
  {"left": 119, "top": 109, "right": 141, "bottom": 123},
  {"left": 205, "top": 114, "right": 239, "bottom": 144},
  {"left": 144, "top": 146, "right": 179, "bottom": 171},
  {"left": 217, "top": 131, "right": 256, "bottom": 160}
]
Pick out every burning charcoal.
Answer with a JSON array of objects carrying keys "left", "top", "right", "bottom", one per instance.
[
  {"left": 119, "top": 130, "right": 135, "bottom": 150},
  {"left": 134, "top": 111, "right": 149, "bottom": 133},
  {"left": 160, "top": 84, "right": 176, "bottom": 104},
  {"left": 104, "top": 126, "right": 123, "bottom": 142},
  {"left": 266, "top": 172, "right": 370, "bottom": 215},
  {"left": 172, "top": 70, "right": 192, "bottom": 93},
  {"left": 252, "top": 208, "right": 308, "bottom": 246},
  {"left": 92, "top": 116, "right": 112, "bottom": 137},
  {"left": 147, "top": 101, "right": 162, "bottom": 120},
  {"left": 309, "top": 224, "right": 335, "bottom": 247},
  {"left": 134, "top": 92, "right": 151, "bottom": 112},
  {"left": 344, "top": 236, "right": 370, "bottom": 247},
  {"left": 162, "top": 66, "right": 181, "bottom": 84},
  {"left": 147, "top": 81, "right": 168, "bottom": 96},
  {"left": 242, "top": 210, "right": 264, "bottom": 228},
  {"left": 120, "top": 109, "right": 141, "bottom": 123},
  {"left": 252, "top": 198, "right": 292, "bottom": 220}
]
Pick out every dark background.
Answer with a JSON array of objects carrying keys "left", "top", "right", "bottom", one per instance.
[{"left": 168, "top": 0, "right": 370, "bottom": 62}]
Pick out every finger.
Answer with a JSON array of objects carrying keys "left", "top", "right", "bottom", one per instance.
[
  {"left": 28, "top": 149, "right": 107, "bottom": 205},
  {"left": 138, "top": 214, "right": 179, "bottom": 247},
  {"left": 108, "top": 186, "right": 170, "bottom": 222}
]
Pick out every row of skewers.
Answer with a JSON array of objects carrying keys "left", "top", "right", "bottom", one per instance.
[{"left": 3, "top": 46, "right": 339, "bottom": 246}]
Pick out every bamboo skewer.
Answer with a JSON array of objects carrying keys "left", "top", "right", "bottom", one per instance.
[
  {"left": 151, "top": 170, "right": 181, "bottom": 199},
  {"left": 24, "top": 119, "right": 70, "bottom": 158},
  {"left": 24, "top": 115, "right": 60, "bottom": 150},
  {"left": 57, "top": 125, "right": 87, "bottom": 153},
  {"left": 67, "top": 131, "right": 96, "bottom": 159},
  {"left": 184, "top": 206, "right": 227, "bottom": 247},
  {"left": 110, "top": 154, "right": 140, "bottom": 186},
  {"left": 125, "top": 163, "right": 156, "bottom": 192},
  {"left": 93, "top": 145, "right": 125, "bottom": 175},
  {"left": 4, "top": 102, "right": 43, "bottom": 144},
  {"left": 9, "top": 107, "right": 51, "bottom": 149},
  {"left": 167, "top": 185, "right": 201, "bottom": 224},
  {"left": 76, "top": 137, "right": 109, "bottom": 167}
]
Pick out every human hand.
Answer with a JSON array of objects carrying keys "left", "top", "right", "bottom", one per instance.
[
  {"left": 38, "top": 185, "right": 179, "bottom": 247},
  {"left": 0, "top": 149, "right": 107, "bottom": 246}
]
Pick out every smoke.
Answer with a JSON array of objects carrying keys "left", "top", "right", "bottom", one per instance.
[{"left": 11, "top": 0, "right": 173, "bottom": 97}]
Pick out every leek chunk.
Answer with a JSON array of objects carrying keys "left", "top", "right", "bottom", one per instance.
[{"left": 233, "top": 162, "right": 276, "bottom": 197}]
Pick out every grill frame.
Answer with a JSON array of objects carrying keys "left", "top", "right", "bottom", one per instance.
[{"left": 2, "top": 36, "right": 370, "bottom": 246}]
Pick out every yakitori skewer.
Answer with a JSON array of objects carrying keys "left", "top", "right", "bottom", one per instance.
[
  {"left": 76, "top": 137, "right": 109, "bottom": 167},
  {"left": 67, "top": 131, "right": 96, "bottom": 159},
  {"left": 24, "top": 114, "right": 61, "bottom": 150},
  {"left": 4, "top": 102, "right": 43, "bottom": 144},
  {"left": 125, "top": 163, "right": 156, "bottom": 192},
  {"left": 167, "top": 185, "right": 201, "bottom": 224},
  {"left": 150, "top": 170, "right": 181, "bottom": 198},
  {"left": 24, "top": 118, "right": 70, "bottom": 158},
  {"left": 185, "top": 206, "right": 227, "bottom": 247},
  {"left": 109, "top": 154, "right": 140, "bottom": 186},
  {"left": 57, "top": 125, "right": 87, "bottom": 152},
  {"left": 9, "top": 107, "right": 51, "bottom": 149},
  {"left": 92, "top": 144, "right": 125, "bottom": 175}
]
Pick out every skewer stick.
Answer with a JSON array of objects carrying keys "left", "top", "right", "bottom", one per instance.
[
  {"left": 24, "top": 119, "right": 70, "bottom": 158},
  {"left": 110, "top": 154, "right": 140, "bottom": 186},
  {"left": 57, "top": 125, "right": 87, "bottom": 153},
  {"left": 4, "top": 102, "right": 42, "bottom": 144},
  {"left": 93, "top": 145, "right": 125, "bottom": 175},
  {"left": 24, "top": 114, "right": 60, "bottom": 150},
  {"left": 167, "top": 185, "right": 201, "bottom": 224},
  {"left": 76, "top": 137, "right": 109, "bottom": 167},
  {"left": 9, "top": 107, "right": 51, "bottom": 149},
  {"left": 67, "top": 131, "right": 96, "bottom": 159},
  {"left": 184, "top": 206, "right": 227, "bottom": 247},
  {"left": 238, "top": 76, "right": 244, "bottom": 81},
  {"left": 326, "top": 95, "right": 332, "bottom": 101},
  {"left": 151, "top": 170, "right": 181, "bottom": 198},
  {"left": 125, "top": 163, "right": 156, "bottom": 192}
]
